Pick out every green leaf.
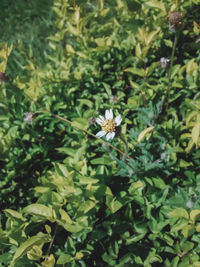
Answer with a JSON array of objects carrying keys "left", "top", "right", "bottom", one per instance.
[
  {"left": 124, "top": 67, "right": 145, "bottom": 77},
  {"left": 181, "top": 241, "right": 194, "bottom": 254},
  {"left": 27, "top": 245, "right": 42, "bottom": 261},
  {"left": 168, "top": 208, "right": 189, "bottom": 219},
  {"left": 146, "top": 0, "right": 166, "bottom": 12},
  {"left": 78, "top": 200, "right": 96, "bottom": 214},
  {"left": 57, "top": 254, "right": 73, "bottom": 264},
  {"left": 91, "top": 156, "right": 113, "bottom": 165},
  {"left": 192, "top": 123, "right": 200, "bottom": 146},
  {"left": 190, "top": 210, "right": 200, "bottom": 223},
  {"left": 23, "top": 204, "right": 54, "bottom": 219},
  {"left": 12, "top": 233, "right": 50, "bottom": 264},
  {"left": 4, "top": 209, "right": 26, "bottom": 221},
  {"left": 54, "top": 163, "right": 68, "bottom": 177},
  {"left": 59, "top": 209, "right": 73, "bottom": 224},
  {"left": 42, "top": 254, "right": 56, "bottom": 267},
  {"left": 79, "top": 176, "right": 99, "bottom": 185},
  {"left": 138, "top": 126, "right": 155, "bottom": 142}
]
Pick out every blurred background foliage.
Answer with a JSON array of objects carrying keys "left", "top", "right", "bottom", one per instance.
[{"left": 0, "top": 0, "right": 200, "bottom": 266}]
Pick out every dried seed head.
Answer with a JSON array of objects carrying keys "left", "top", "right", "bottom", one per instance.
[{"left": 169, "top": 12, "right": 183, "bottom": 30}]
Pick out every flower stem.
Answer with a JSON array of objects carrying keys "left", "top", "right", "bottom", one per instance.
[
  {"left": 160, "top": 31, "right": 179, "bottom": 115},
  {"left": 119, "top": 135, "right": 129, "bottom": 161},
  {"left": 34, "top": 111, "right": 132, "bottom": 159}
]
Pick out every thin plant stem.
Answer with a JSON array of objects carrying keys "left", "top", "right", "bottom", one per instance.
[
  {"left": 119, "top": 135, "right": 129, "bottom": 161},
  {"left": 163, "top": 32, "right": 179, "bottom": 111},
  {"left": 34, "top": 110, "right": 132, "bottom": 159}
]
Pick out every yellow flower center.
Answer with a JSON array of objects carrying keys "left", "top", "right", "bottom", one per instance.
[{"left": 102, "top": 119, "right": 116, "bottom": 133}]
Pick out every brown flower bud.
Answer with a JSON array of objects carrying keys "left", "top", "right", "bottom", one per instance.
[{"left": 169, "top": 12, "right": 183, "bottom": 30}]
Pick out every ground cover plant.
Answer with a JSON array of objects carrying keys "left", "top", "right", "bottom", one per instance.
[{"left": 0, "top": 0, "right": 200, "bottom": 266}]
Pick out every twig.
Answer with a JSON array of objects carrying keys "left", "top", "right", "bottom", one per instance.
[{"left": 34, "top": 111, "right": 132, "bottom": 159}]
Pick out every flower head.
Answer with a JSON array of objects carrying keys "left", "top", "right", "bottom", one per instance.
[
  {"left": 96, "top": 109, "right": 122, "bottom": 140},
  {"left": 160, "top": 57, "right": 170, "bottom": 69},
  {"left": 24, "top": 112, "right": 34, "bottom": 124}
]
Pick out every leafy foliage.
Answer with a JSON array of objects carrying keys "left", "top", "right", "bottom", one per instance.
[{"left": 1, "top": 0, "right": 200, "bottom": 266}]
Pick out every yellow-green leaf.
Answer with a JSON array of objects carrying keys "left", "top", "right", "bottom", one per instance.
[
  {"left": 146, "top": 0, "right": 166, "bottom": 12},
  {"left": 138, "top": 126, "right": 155, "bottom": 142},
  {"left": 4, "top": 209, "right": 26, "bottom": 221},
  {"left": 23, "top": 204, "right": 54, "bottom": 219},
  {"left": 124, "top": 67, "right": 145, "bottom": 77},
  {"left": 192, "top": 123, "right": 200, "bottom": 146},
  {"left": 42, "top": 254, "right": 55, "bottom": 267},
  {"left": 59, "top": 209, "right": 73, "bottom": 224},
  {"left": 190, "top": 210, "right": 200, "bottom": 223},
  {"left": 57, "top": 254, "right": 73, "bottom": 265},
  {"left": 27, "top": 245, "right": 42, "bottom": 261},
  {"left": 12, "top": 233, "right": 50, "bottom": 264},
  {"left": 135, "top": 43, "right": 142, "bottom": 58},
  {"left": 195, "top": 225, "right": 200, "bottom": 232},
  {"left": 168, "top": 208, "right": 189, "bottom": 219},
  {"left": 186, "top": 59, "right": 198, "bottom": 75}
]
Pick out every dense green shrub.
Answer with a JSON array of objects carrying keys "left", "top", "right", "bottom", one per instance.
[{"left": 0, "top": 0, "right": 200, "bottom": 266}]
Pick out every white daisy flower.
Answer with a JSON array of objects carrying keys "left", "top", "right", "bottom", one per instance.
[{"left": 96, "top": 109, "right": 122, "bottom": 140}]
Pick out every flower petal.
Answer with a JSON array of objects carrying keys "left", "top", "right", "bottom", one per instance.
[
  {"left": 115, "top": 115, "right": 122, "bottom": 126},
  {"left": 99, "top": 115, "right": 104, "bottom": 120},
  {"left": 105, "top": 109, "right": 113, "bottom": 120},
  {"left": 96, "top": 130, "right": 106, "bottom": 138},
  {"left": 106, "top": 132, "right": 115, "bottom": 140},
  {"left": 110, "top": 132, "right": 115, "bottom": 139},
  {"left": 96, "top": 118, "right": 103, "bottom": 125}
]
